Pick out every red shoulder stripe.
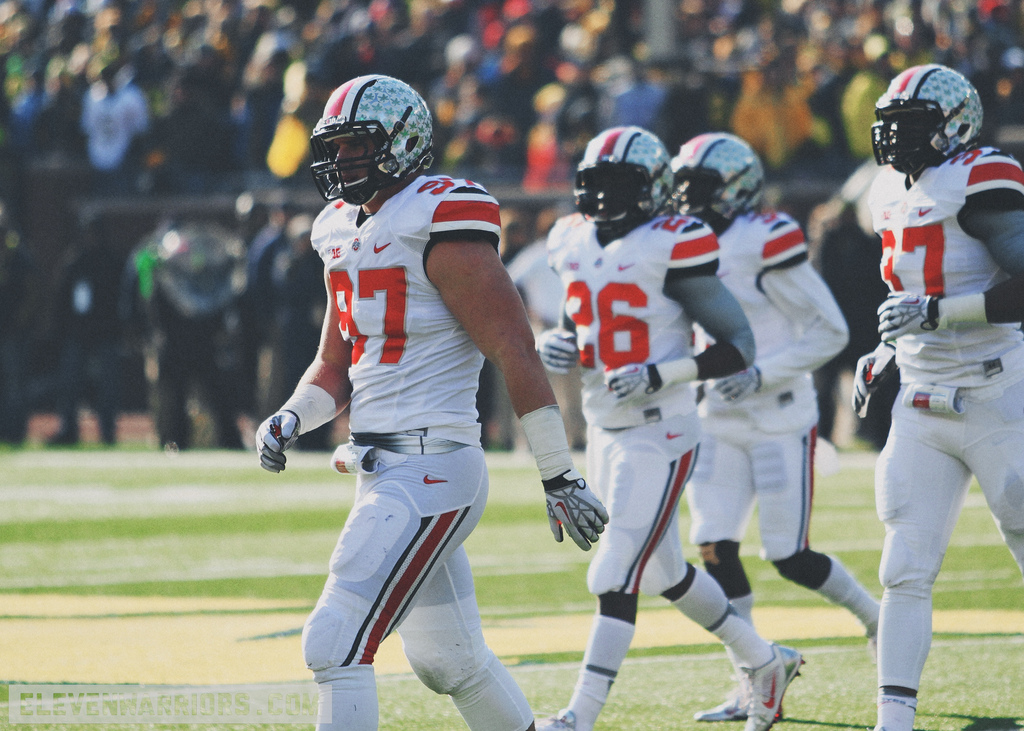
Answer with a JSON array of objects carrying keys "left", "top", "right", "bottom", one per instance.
[
  {"left": 967, "top": 161, "right": 1024, "bottom": 187},
  {"left": 432, "top": 199, "right": 501, "bottom": 227},
  {"left": 671, "top": 233, "right": 718, "bottom": 260},
  {"left": 763, "top": 228, "right": 805, "bottom": 260}
]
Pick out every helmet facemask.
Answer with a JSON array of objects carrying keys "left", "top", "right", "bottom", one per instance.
[
  {"left": 574, "top": 162, "right": 655, "bottom": 239},
  {"left": 871, "top": 99, "right": 950, "bottom": 176},
  {"left": 668, "top": 168, "right": 729, "bottom": 231},
  {"left": 311, "top": 118, "right": 409, "bottom": 205}
]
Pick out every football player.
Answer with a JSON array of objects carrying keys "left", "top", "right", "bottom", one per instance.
[
  {"left": 534, "top": 126, "right": 802, "bottom": 731},
  {"left": 669, "top": 133, "right": 881, "bottom": 723},
  {"left": 854, "top": 64, "right": 1024, "bottom": 731},
  {"left": 255, "top": 74, "right": 608, "bottom": 731}
]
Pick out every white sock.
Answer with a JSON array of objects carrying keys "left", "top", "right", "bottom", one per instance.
[
  {"left": 817, "top": 555, "right": 880, "bottom": 634},
  {"left": 567, "top": 614, "right": 635, "bottom": 731},
  {"left": 877, "top": 691, "right": 917, "bottom": 731},
  {"left": 669, "top": 568, "right": 773, "bottom": 669},
  {"left": 316, "top": 666, "right": 377, "bottom": 731},
  {"left": 730, "top": 593, "right": 755, "bottom": 625}
]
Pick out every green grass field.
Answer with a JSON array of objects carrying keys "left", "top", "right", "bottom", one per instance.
[{"left": 1, "top": 447, "right": 1022, "bottom": 730}]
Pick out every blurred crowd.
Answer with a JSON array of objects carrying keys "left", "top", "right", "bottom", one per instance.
[
  {"left": 4, "top": 0, "right": 1024, "bottom": 448},
  {"left": 3, "top": 0, "right": 1024, "bottom": 207}
]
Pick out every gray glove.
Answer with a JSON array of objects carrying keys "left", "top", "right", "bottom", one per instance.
[
  {"left": 256, "top": 410, "right": 300, "bottom": 472},
  {"left": 852, "top": 342, "right": 897, "bottom": 418},
  {"left": 543, "top": 468, "right": 609, "bottom": 551}
]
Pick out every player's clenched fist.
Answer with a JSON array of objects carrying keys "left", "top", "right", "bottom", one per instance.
[
  {"left": 256, "top": 411, "right": 300, "bottom": 472},
  {"left": 536, "top": 328, "right": 579, "bottom": 374}
]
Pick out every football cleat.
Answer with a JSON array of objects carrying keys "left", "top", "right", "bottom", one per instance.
[
  {"left": 535, "top": 709, "right": 576, "bottom": 730},
  {"left": 742, "top": 644, "right": 803, "bottom": 731},
  {"left": 694, "top": 681, "right": 750, "bottom": 722}
]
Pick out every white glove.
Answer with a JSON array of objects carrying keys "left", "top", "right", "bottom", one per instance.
[
  {"left": 878, "top": 292, "right": 939, "bottom": 341},
  {"left": 713, "top": 366, "right": 761, "bottom": 403},
  {"left": 542, "top": 468, "right": 609, "bottom": 551},
  {"left": 852, "top": 342, "right": 897, "bottom": 418},
  {"left": 605, "top": 363, "right": 662, "bottom": 398},
  {"left": 536, "top": 329, "right": 579, "bottom": 374},
  {"left": 256, "top": 410, "right": 300, "bottom": 472}
]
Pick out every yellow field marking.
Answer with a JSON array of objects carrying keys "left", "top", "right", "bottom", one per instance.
[{"left": 2, "top": 595, "right": 1021, "bottom": 685}]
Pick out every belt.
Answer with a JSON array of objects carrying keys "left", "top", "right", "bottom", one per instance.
[{"left": 351, "top": 429, "right": 468, "bottom": 455}]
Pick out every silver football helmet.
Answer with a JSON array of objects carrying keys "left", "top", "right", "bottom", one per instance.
[
  {"left": 310, "top": 75, "right": 434, "bottom": 204},
  {"left": 668, "top": 132, "right": 764, "bottom": 232},
  {"left": 574, "top": 126, "right": 673, "bottom": 237},
  {"left": 872, "top": 64, "right": 982, "bottom": 175}
]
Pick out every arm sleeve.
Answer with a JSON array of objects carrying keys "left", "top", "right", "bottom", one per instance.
[
  {"left": 957, "top": 205, "right": 1024, "bottom": 322},
  {"left": 665, "top": 273, "right": 755, "bottom": 373},
  {"left": 755, "top": 260, "right": 850, "bottom": 386}
]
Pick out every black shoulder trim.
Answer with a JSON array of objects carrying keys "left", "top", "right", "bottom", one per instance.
[
  {"left": 666, "top": 260, "right": 719, "bottom": 283},
  {"left": 424, "top": 229, "right": 500, "bottom": 269},
  {"left": 450, "top": 185, "right": 489, "bottom": 196},
  {"left": 964, "top": 188, "right": 1024, "bottom": 213},
  {"left": 755, "top": 251, "right": 807, "bottom": 293}
]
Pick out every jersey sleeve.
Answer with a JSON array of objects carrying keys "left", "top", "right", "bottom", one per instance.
[
  {"left": 667, "top": 218, "right": 720, "bottom": 275},
  {"left": 428, "top": 183, "right": 502, "bottom": 249},
  {"left": 760, "top": 213, "right": 808, "bottom": 270},
  {"left": 964, "top": 149, "right": 1024, "bottom": 209}
]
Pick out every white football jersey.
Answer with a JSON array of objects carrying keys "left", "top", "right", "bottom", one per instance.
[
  {"left": 869, "top": 147, "right": 1024, "bottom": 386},
  {"left": 547, "top": 212, "right": 719, "bottom": 429},
  {"left": 310, "top": 175, "right": 502, "bottom": 444},
  {"left": 700, "top": 211, "right": 847, "bottom": 432}
]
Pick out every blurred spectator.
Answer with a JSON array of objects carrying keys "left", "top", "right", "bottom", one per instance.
[
  {"left": 0, "top": 203, "right": 36, "bottom": 445},
  {"left": 150, "top": 60, "right": 237, "bottom": 194},
  {"left": 47, "top": 216, "right": 124, "bottom": 445},
  {"left": 808, "top": 162, "right": 896, "bottom": 450},
  {"left": 267, "top": 212, "right": 330, "bottom": 450},
  {"left": 731, "top": 55, "right": 819, "bottom": 173},
  {"left": 125, "top": 221, "right": 247, "bottom": 449},
  {"left": 840, "top": 35, "right": 893, "bottom": 162},
  {"left": 609, "top": 59, "right": 667, "bottom": 131},
  {"left": 80, "top": 62, "right": 149, "bottom": 196},
  {"left": 523, "top": 82, "right": 570, "bottom": 190}
]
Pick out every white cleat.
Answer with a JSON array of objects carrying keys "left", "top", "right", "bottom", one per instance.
[
  {"left": 694, "top": 680, "right": 750, "bottom": 722},
  {"left": 535, "top": 709, "right": 576, "bottom": 730},
  {"left": 742, "top": 644, "right": 803, "bottom": 731}
]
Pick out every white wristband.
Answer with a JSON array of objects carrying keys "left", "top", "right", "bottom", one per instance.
[
  {"left": 938, "top": 293, "right": 987, "bottom": 328},
  {"left": 281, "top": 384, "right": 337, "bottom": 434},
  {"left": 520, "top": 405, "right": 574, "bottom": 480},
  {"left": 656, "top": 357, "right": 699, "bottom": 386}
]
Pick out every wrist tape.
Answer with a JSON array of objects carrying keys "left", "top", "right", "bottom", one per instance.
[
  {"left": 281, "top": 384, "right": 337, "bottom": 434},
  {"left": 520, "top": 405, "right": 573, "bottom": 481}
]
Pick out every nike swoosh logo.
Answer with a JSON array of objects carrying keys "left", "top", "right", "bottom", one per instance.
[
  {"left": 423, "top": 475, "right": 447, "bottom": 484},
  {"left": 374, "top": 242, "right": 391, "bottom": 253},
  {"left": 618, "top": 263, "right": 634, "bottom": 271},
  {"left": 666, "top": 432, "right": 683, "bottom": 440},
  {"left": 763, "top": 675, "right": 777, "bottom": 708},
  {"left": 917, "top": 208, "right": 933, "bottom": 217}
]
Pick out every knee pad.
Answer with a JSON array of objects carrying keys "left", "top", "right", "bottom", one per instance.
[
  {"left": 699, "top": 541, "right": 751, "bottom": 599},
  {"left": 773, "top": 548, "right": 832, "bottom": 590},
  {"left": 598, "top": 591, "right": 638, "bottom": 624}
]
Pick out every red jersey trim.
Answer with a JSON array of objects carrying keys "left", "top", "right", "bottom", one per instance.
[
  {"left": 432, "top": 199, "right": 501, "bottom": 227},
  {"left": 671, "top": 233, "right": 719, "bottom": 261}
]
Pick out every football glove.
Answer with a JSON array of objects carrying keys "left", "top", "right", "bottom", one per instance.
[
  {"left": 256, "top": 410, "right": 300, "bottom": 472},
  {"left": 852, "top": 342, "right": 897, "bottom": 418},
  {"left": 713, "top": 366, "right": 761, "bottom": 403},
  {"left": 542, "top": 468, "right": 609, "bottom": 551},
  {"left": 605, "top": 363, "right": 663, "bottom": 399},
  {"left": 536, "top": 329, "right": 579, "bottom": 374},
  {"left": 878, "top": 293, "right": 939, "bottom": 342}
]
